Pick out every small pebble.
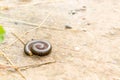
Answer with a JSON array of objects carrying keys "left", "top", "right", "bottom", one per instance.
[
  {"left": 82, "top": 18, "right": 86, "bottom": 20},
  {"left": 71, "top": 10, "right": 76, "bottom": 15},
  {"left": 87, "top": 23, "right": 91, "bottom": 25},
  {"left": 65, "top": 25, "right": 72, "bottom": 29},
  {"left": 82, "top": 6, "right": 86, "bottom": 8},
  {"left": 69, "top": 10, "right": 76, "bottom": 15},
  {"left": 14, "top": 22, "right": 18, "bottom": 25}
]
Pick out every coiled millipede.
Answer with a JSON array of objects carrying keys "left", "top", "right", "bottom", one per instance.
[{"left": 24, "top": 40, "right": 52, "bottom": 56}]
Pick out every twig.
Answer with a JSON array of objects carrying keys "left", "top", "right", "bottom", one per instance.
[
  {"left": 0, "top": 60, "right": 56, "bottom": 71},
  {"left": 3, "top": 39, "right": 19, "bottom": 51},
  {"left": 40, "top": 25, "right": 63, "bottom": 31},
  {"left": 0, "top": 16, "right": 38, "bottom": 27},
  {"left": 8, "top": 13, "right": 51, "bottom": 47},
  {"left": 18, "top": 60, "right": 56, "bottom": 71},
  {"left": 11, "top": 32, "right": 25, "bottom": 45},
  {"left": 0, "top": 50, "right": 27, "bottom": 80},
  {"left": 1, "top": 13, "right": 52, "bottom": 49},
  {"left": 22, "top": 0, "right": 64, "bottom": 6},
  {"left": 25, "top": 13, "right": 50, "bottom": 34}
]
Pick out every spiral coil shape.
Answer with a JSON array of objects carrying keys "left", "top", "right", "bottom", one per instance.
[{"left": 24, "top": 40, "right": 52, "bottom": 56}]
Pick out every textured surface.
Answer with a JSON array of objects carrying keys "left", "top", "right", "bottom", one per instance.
[{"left": 0, "top": 0, "right": 120, "bottom": 80}]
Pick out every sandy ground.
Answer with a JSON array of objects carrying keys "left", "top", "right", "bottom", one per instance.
[{"left": 0, "top": 0, "right": 120, "bottom": 80}]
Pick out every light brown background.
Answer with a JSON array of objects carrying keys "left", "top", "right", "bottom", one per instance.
[{"left": 0, "top": 0, "right": 120, "bottom": 80}]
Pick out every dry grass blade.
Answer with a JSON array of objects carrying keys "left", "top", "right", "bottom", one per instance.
[
  {"left": 0, "top": 50, "right": 27, "bottom": 80},
  {"left": 19, "top": 60, "right": 56, "bottom": 70},
  {"left": 0, "top": 12, "right": 51, "bottom": 49},
  {"left": 0, "top": 16, "right": 38, "bottom": 27},
  {"left": 11, "top": 32, "right": 25, "bottom": 45},
  {"left": 0, "top": 10, "right": 55, "bottom": 79},
  {"left": 25, "top": 13, "right": 50, "bottom": 34},
  {"left": 22, "top": 0, "right": 64, "bottom": 6}
]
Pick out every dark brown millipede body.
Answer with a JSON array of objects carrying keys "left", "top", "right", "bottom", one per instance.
[{"left": 24, "top": 40, "right": 52, "bottom": 56}]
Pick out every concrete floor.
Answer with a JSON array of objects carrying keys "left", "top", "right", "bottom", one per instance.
[{"left": 0, "top": 0, "right": 120, "bottom": 80}]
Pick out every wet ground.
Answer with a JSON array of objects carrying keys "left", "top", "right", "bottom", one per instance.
[{"left": 0, "top": 0, "right": 120, "bottom": 80}]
